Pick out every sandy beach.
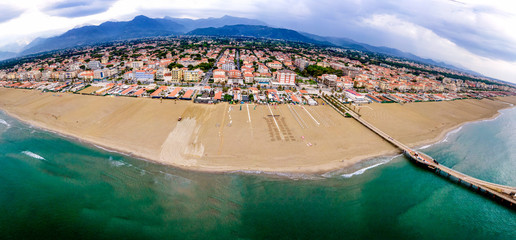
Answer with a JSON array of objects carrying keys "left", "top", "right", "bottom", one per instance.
[{"left": 1, "top": 88, "right": 515, "bottom": 173}]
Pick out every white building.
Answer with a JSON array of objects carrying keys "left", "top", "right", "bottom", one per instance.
[
  {"left": 273, "top": 70, "right": 296, "bottom": 85},
  {"left": 221, "top": 62, "right": 236, "bottom": 71},
  {"left": 345, "top": 89, "right": 368, "bottom": 103}
]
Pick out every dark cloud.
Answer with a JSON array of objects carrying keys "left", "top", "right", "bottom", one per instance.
[
  {"left": 250, "top": 0, "right": 516, "bottom": 62},
  {"left": 0, "top": 5, "right": 24, "bottom": 23},
  {"left": 44, "top": 0, "right": 118, "bottom": 18},
  {"left": 420, "top": 21, "right": 516, "bottom": 61}
]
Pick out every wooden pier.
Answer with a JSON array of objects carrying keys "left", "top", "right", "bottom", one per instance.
[{"left": 322, "top": 95, "right": 516, "bottom": 208}]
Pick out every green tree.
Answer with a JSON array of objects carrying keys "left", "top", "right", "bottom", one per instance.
[
  {"left": 223, "top": 94, "right": 233, "bottom": 101},
  {"left": 197, "top": 62, "right": 212, "bottom": 71},
  {"left": 167, "top": 63, "right": 184, "bottom": 70}
]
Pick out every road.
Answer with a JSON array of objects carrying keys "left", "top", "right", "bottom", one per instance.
[
  {"left": 236, "top": 49, "right": 240, "bottom": 71},
  {"left": 199, "top": 50, "right": 224, "bottom": 86}
]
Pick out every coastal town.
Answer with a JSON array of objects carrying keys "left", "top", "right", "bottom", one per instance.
[{"left": 1, "top": 37, "right": 514, "bottom": 105}]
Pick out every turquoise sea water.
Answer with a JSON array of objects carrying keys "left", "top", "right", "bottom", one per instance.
[{"left": 0, "top": 107, "right": 515, "bottom": 240}]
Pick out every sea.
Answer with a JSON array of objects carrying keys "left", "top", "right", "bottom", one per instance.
[{"left": 0, "top": 107, "right": 515, "bottom": 240}]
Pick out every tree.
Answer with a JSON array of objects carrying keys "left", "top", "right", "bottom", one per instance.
[
  {"left": 167, "top": 63, "right": 184, "bottom": 70},
  {"left": 197, "top": 62, "right": 212, "bottom": 71},
  {"left": 223, "top": 94, "right": 233, "bottom": 101}
]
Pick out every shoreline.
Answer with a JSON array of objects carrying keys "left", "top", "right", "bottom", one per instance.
[
  {"left": 1, "top": 88, "right": 515, "bottom": 175},
  {"left": 4, "top": 106, "right": 399, "bottom": 175},
  {"left": 2, "top": 102, "right": 513, "bottom": 177}
]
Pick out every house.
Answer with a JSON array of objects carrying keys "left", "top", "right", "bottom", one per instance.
[
  {"left": 213, "top": 74, "right": 227, "bottom": 83},
  {"left": 170, "top": 68, "right": 183, "bottom": 83},
  {"left": 244, "top": 73, "right": 254, "bottom": 83},
  {"left": 156, "top": 68, "right": 170, "bottom": 81},
  {"left": 221, "top": 62, "right": 236, "bottom": 71},
  {"left": 228, "top": 70, "right": 241, "bottom": 79},
  {"left": 88, "top": 61, "right": 101, "bottom": 70},
  {"left": 184, "top": 70, "right": 201, "bottom": 82},
  {"left": 130, "top": 61, "right": 144, "bottom": 69},
  {"left": 345, "top": 89, "right": 368, "bottom": 103},
  {"left": 163, "top": 73, "right": 172, "bottom": 82},
  {"left": 273, "top": 70, "right": 296, "bottom": 85},
  {"left": 213, "top": 69, "right": 226, "bottom": 76},
  {"left": 266, "top": 61, "right": 283, "bottom": 69},
  {"left": 134, "top": 70, "right": 155, "bottom": 82},
  {"left": 93, "top": 69, "right": 106, "bottom": 80},
  {"left": 78, "top": 71, "right": 94, "bottom": 81},
  {"left": 321, "top": 74, "right": 338, "bottom": 88}
]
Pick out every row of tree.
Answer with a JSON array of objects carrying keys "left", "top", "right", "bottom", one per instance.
[{"left": 300, "top": 65, "right": 344, "bottom": 77}]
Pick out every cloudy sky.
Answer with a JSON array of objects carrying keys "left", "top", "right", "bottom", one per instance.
[{"left": 0, "top": 0, "right": 515, "bottom": 83}]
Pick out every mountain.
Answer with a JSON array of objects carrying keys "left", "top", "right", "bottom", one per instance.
[
  {"left": 21, "top": 15, "right": 270, "bottom": 56},
  {"left": 165, "top": 15, "right": 267, "bottom": 31},
  {"left": 0, "top": 51, "right": 16, "bottom": 61},
  {"left": 21, "top": 15, "right": 186, "bottom": 55},
  {"left": 188, "top": 25, "right": 332, "bottom": 45},
  {"left": 303, "top": 33, "right": 479, "bottom": 74}
]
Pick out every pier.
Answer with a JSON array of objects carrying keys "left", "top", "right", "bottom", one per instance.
[{"left": 322, "top": 95, "right": 516, "bottom": 208}]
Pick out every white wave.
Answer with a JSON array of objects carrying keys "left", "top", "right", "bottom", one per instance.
[
  {"left": 159, "top": 171, "right": 193, "bottom": 184},
  {"left": 110, "top": 159, "right": 126, "bottom": 167},
  {"left": 22, "top": 151, "right": 46, "bottom": 161},
  {"left": 441, "top": 126, "right": 463, "bottom": 143},
  {"left": 94, "top": 144, "right": 118, "bottom": 153},
  {"left": 341, "top": 162, "right": 385, "bottom": 178},
  {"left": 338, "top": 155, "right": 400, "bottom": 179},
  {"left": 0, "top": 119, "right": 10, "bottom": 127},
  {"left": 419, "top": 144, "right": 432, "bottom": 150}
]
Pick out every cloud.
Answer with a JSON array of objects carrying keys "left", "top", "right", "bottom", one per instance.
[
  {"left": 44, "top": 0, "right": 118, "bottom": 18},
  {"left": 358, "top": 13, "right": 516, "bottom": 83},
  {"left": 383, "top": 0, "right": 516, "bottom": 62},
  {"left": 0, "top": 4, "right": 24, "bottom": 23}
]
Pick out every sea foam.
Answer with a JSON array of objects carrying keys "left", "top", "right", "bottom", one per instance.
[
  {"left": 419, "top": 144, "right": 432, "bottom": 150},
  {"left": 22, "top": 151, "right": 46, "bottom": 160},
  {"left": 341, "top": 161, "right": 389, "bottom": 178},
  {"left": 0, "top": 119, "right": 10, "bottom": 127},
  {"left": 441, "top": 126, "right": 463, "bottom": 143},
  {"left": 325, "top": 154, "right": 401, "bottom": 179}
]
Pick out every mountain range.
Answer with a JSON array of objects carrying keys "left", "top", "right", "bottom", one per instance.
[
  {"left": 188, "top": 24, "right": 328, "bottom": 45},
  {"left": 0, "top": 51, "right": 16, "bottom": 61},
  {"left": 19, "top": 15, "right": 267, "bottom": 56},
  {"left": 3, "top": 15, "right": 475, "bottom": 75}
]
